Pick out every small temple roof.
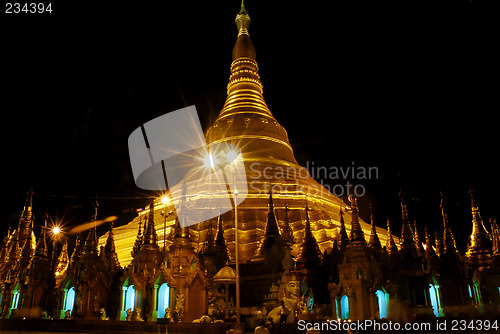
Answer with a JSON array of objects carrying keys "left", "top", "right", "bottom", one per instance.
[{"left": 214, "top": 265, "right": 237, "bottom": 283}]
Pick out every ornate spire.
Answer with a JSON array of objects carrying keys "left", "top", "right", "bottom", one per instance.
[
  {"left": 254, "top": 191, "right": 284, "bottom": 260},
  {"left": 440, "top": 192, "right": 457, "bottom": 253},
  {"left": 348, "top": 193, "right": 366, "bottom": 246},
  {"left": 132, "top": 214, "right": 143, "bottom": 258},
  {"left": 368, "top": 204, "right": 381, "bottom": 250},
  {"left": 143, "top": 202, "right": 158, "bottom": 245},
  {"left": 37, "top": 211, "right": 49, "bottom": 257},
  {"left": 20, "top": 235, "right": 33, "bottom": 259},
  {"left": 34, "top": 213, "right": 48, "bottom": 258},
  {"left": 104, "top": 222, "right": 121, "bottom": 269},
  {"left": 55, "top": 240, "right": 69, "bottom": 276},
  {"left": 83, "top": 228, "right": 98, "bottom": 256},
  {"left": 265, "top": 191, "right": 280, "bottom": 237},
  {"left": 105, "top": 222, "right": 116, "bottom": 253},
  {"left": 465, "top": 188, "right": 492, "bottom": 264},
  {"left": 296, "top": 204, "right": 322, "bottom": 268},
  {"left": 413, "top": 218, "right": 424, "bottom": 252},
  {"left": 20, "top": 186, "right": 34, "bottom": 220},
  {"left": 18, "top": 186, "right": 34, "bottom": 247},
  {"left": 82, "top": 199, "right": 99, "bottom": 256},
  {"left": 215, "top": 214, "right": 229, "bottom": 263},
  {"left": 235, "top": 0, "right": 251, "bottom": 37},
  {"left": 215, "top": 214, "right": 226, "bottom": 248},
  {"left": 338, "top": 209, "right": 349, "bottom": 252},
  {"left": 399, "top": 189, "right": 416, "bottom": 250},
  {"left": 70, "top": 234, "right": 82, "bottom": 265},
  {"left": 385, "top": 217, "right": 398, "bottom": 255}
]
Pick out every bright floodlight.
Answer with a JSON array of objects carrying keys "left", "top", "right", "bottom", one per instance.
[
  {"left": 203, "top": 153, "right": 216, "bottom": 169},
  {"left": 52, "top": 226, "right": 61, "bottom": 235},
  {"left": 161, "top": 196, "right": 170, "bottom": 204}
]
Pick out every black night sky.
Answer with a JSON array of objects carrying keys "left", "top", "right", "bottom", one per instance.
[{"left": 1, "top": 1, "right": 499, "bottom": 252}]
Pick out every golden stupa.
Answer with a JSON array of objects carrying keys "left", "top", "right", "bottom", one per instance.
[{"left": 100, "top": 3, "right": 389, "bottom": 266}]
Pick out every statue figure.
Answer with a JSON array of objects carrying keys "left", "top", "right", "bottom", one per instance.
[
  {"left": 64, "top": 310, "right": 71, "bottom": 320},
  {"left": 126, "top": 308, "right": 132, "bottom": 321},
  {"left": 282, "top": 278, "right": 301, "bottom": 322},
  {"left": 296, "top": 296, "right": 311, "bottom": 321},
  {"left": 132, "top": 307, "right": 143, "bottom": 321},
  {"left": 268, "top": 277, "right": 301, "bottom": 323},
  {"left": 99, "top": 308, "right": 109, "bottom": 320},
  {"left": 165, "top": 307, "right": 172, "bottom": 320},
  {"left": 175, "top": 292, "right": 185, "bottom": 319}
]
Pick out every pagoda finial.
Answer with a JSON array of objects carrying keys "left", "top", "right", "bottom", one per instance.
[{"left": 236, "top": 0, "right": 251, "bottom": 36}]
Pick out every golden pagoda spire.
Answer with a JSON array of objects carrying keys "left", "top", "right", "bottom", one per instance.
[
  {"left": 337, "top": 209, "right": 349, "bottom": 252},
  {"left": 18, "top": 186, "right": 34, "bottom": 247},
  {"left": 385, "top": 217, "right": 398, "bottom": 255},
  {"left": 143, "top": 202, "right": 158, "bottom": 245},
  {"left": 440, "top": 192, "right": 457, "bottom": 253},
  {"left": 465, "top": 188, "right": 492, "bottom": 264},
  {"left": 34, "top": 211, "right": 48, "bottom": 258},
  {"left": 254, "top": 191, "right": 285, "bottom": 261},
  {"left": 205, "top": 1, "right": 298, "bottom": 164},
  {"left": 296, "top": 203, "right": 322, "bottom": 268},
  {"left": 348, "top": 192, "right": 366, "bottom": 246},
  {"left": 413, "top": 218, "right": 424, "bottom": 252},
  {"left": 399, "top": 188, "right": 416, "bottom": 250}
]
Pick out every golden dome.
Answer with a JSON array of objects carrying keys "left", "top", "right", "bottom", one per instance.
[{"left": 213, "top": 265, "right": 237, "bottom": 283}]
